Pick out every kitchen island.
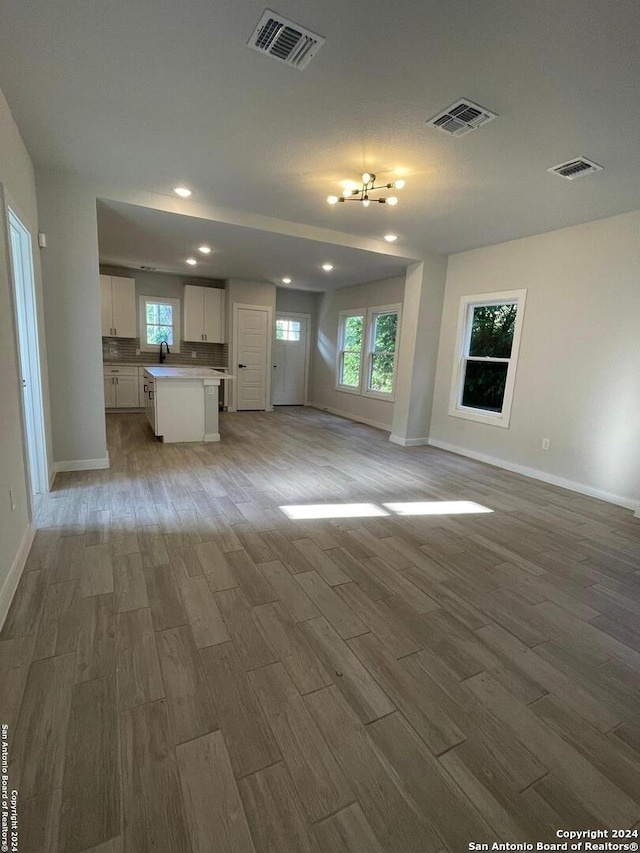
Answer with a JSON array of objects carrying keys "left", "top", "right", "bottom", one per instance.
[{"left": 143, "top": 367, "right": 234, "bottom": 443}]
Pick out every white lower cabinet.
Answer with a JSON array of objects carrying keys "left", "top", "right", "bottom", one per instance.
[{"left": 103, "top": 366, "right": 140, "bottom": 409}]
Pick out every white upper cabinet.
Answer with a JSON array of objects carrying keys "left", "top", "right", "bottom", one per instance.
[
  {"left": 184, "top": 285, "right": 225, "bottom": 343},
  {"left": 100, "top": 274, "right": 136, "bottom": 338}
]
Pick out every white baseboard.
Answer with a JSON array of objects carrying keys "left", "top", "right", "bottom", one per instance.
[
  {"left": 389, "top": 434, "right": 430, "bottom": 447},
  {"left": 0, "top": 523, "right": 36, "bottom": 630},
  {"left": 203, "top": 433, "right": 221, "bottom": 442},
  {"left": 428, "top": 438, "right": 639, "bottom": 513},
  {"left": 307, "top": 403, "right": 391, "bottom": 433},
  {"left": 54, "top": 456, "right": 110, "bottom": 473}
]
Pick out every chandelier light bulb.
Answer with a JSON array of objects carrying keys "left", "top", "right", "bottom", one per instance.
[
  {"left": 342, "top": 188, "right": 353, "bottom": 198},
  {"left": 361, "top": 172, "right": 372, "bottom": 184},
  {"left": 362, "top": 197, "right": 371, "bottom": 207},
  {"left": 327, "top": 195, "right": 339, "bottom": 205},
  {"left": 387, "top": 196, "right": 398, "bottom": 206},
  {"left": 394, "top": 179, "right": 405, "bottom": 189}
]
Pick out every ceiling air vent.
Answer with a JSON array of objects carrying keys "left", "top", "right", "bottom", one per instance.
[
  {"left": 548, "top": 157, "right": 603, "bottom": 180},
  {"left": 248, "top": 9, "right": 325, "bottom": 70},
  {"left": 427, "top": 99, "right": 497, "bottom": 137}
]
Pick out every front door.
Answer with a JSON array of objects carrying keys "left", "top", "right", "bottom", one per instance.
[
  {"left": 236, "top": 307, "right": 270, "bottom": 410},
  {"left": 273, "top": 315, "right": 307, "bottom": 405}
]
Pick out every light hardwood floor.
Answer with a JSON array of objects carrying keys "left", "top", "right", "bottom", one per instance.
[{"left": 3, "top": 408, "right": 640, "bottom": 852}]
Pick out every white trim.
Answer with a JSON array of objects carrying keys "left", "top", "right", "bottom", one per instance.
[
  {"left": 203, "top": 432, "right": 221, "bottom": 442},
  {"left": 448, "top": 289, "right": 527, "bottom": 429},
  {"left": 389, "top": 434, "right": 430, "bottom": 447},
  {"left": 274, "top": 311, "right": 312, "bottom": 405},
  {"left": 138, "top": 295, "right": 181, "bottom": 353},
  {"left": 231, "top": 303, "right": 273, "bottom": 412},
  {"left": 0, "top": 523, "right": 35, "bottom": 630},
  {"left": 49, "top": 467, "right": 56, "bottom": 489},
  {"left": 54, "top": 456, "right": 110, "bottom": 473},
  {"left": 428, "top": 438, "right": 639, "bottom": 513},
  {"left": 307, "top": 402, "right": 390, "bottom": 433},
  {"left": 363, "top": 303, "right": 402, "bottom": 403}
]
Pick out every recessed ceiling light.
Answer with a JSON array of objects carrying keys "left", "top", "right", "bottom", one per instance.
[
  {"left": 384, "top": 234, "right": 398, "bottom": 242},
  {"left": 185, "top": 258, "right": 197, "bottom": 266},
  {"left": 321, "top": 263, "right": 334, "bottom": 272},
  {"left": 174, "top": 187, "right": 192, "bottom": 198},
  {"left": 282, "top": 277, "right": 292, "bottom": 284},
  {"left": 198, "top": 245, "right": 211, "bottom": 254}
]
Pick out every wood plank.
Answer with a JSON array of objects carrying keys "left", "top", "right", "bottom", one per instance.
[
  {"left": 258, "top": 559, "right": 320, "bottom": 622},
  {"left": 120, "top": 699, "right": 191, "bottom": 853},
  {"left": 0, "top": 634, "right": 36, "bottom": 730},
  {"left": 156, "top": 624, "right": 218, "bottom": 744},
  {"left": 324, "top": 547, "right": 393, "bottom": 600},
  {"left": 81, "top": 544, "right": 114, "bottom": 597},
  {"left": 305, "top": 687, "right": 433, "bottom": 853},
  {"left": 76, "top": 593, "right": 116, "bottom": 683},
  {"left": 58, "top": 675, "right": 119, "bottom": 852},
  {"left": 142, "top": 563, "right": 188, "bottom": 631},
  {"left": 116, "top": 608, "right": 164, "bottom": 709},
  {"left": 179, "top": 574, "right": 229, "bottom": 648},
  {"left": 18, "top": 788, "right": 62, "bottom": 853},
  {"left": 313, "top": 804, "right": 384, "bottom": 853},
  {"left": 113, "top": 553, "right": 148, "bottom": 613},
  {"left": 9, "top": 653, "right": 76, "bottom": 799},
  {"left": 0, "top": 569, "right": 46, "bottom": 639},
  {"left": 224, "top": 548, "right": 277, "bottom": 605},
  {"left": 465, "top": 671, "right": 640, "bottom": 826},
  {"left": 238, "top": 762, "right": 318, "bottom": 853},
  {"left": 361, "top": 556, "right": 439, "bottom": 613},
  {"left": 253, "top": 601, "right": 332, "bottom": 695},
  {"left": 249, "top": 662, "right": 352, "bottom": 821},
  {"left": 295, "top": 571, "right": 368, "bottom": 639},
  {"left": 301, "top": 617, "right": 395, "bottom": 723},
  {"left": 214, "top": 587, "right": 277, "bottom": 670},
  {"left": 193, "top": 539, "right": 237, "bottom": 590},
  {"left": 199, "top": 642, "right": 281, "bottom": 779},
  {"left": 292, "top": 539, "right": 350, "bottom": 585},
  {"left": 336, "top": 582, "right": 421, "bottom": 658},
  {"left": 177, "top": 730, "right": 256, "bottom": 853}
]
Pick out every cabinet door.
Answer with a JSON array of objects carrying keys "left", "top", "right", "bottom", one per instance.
[
  {"left": 183, "top": 285, "right": 204, "bottom": 341},
  {"left": 114, "top": 375, "right": 139, "bottom": 408},
  {"left": 103, "top": 375, "right": 116, "bottom": 408},
  {"left": 203, "top": 288, "right": 225, "bottom": 342},
  {"left": 100, "top": 275, "right": 113, "bottom": 336},
  {"left": 111, "top": 276, "right": 136, "bottom": 338}
]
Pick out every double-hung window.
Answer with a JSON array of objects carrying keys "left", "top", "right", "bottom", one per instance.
[
  {"left": 138, "top": 296, "right": 181, "bottom": 353},
  {"left": 449, "top": 289, "right": 526, "bottom": 428},
  {"left": 336, "top": 304, "right": 401, "bottom": 398},
  {"left": 337, "top": 311, "right": 365, "bottom": 392},
  {"left": 364, "top": 305, "right": 401, "bottom": 400}
]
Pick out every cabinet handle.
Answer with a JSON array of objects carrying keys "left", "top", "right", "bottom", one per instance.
[
  {"left": 144, "top": 383, "right": 148, "bottom": 392},
  {"left": 114, "top": 327, "right": 117, "bottom": 335},
  {"left": 116, "top": 377, "right": 119, "bottom": 385},
  {"left": 149, "top": 391, "right": 154, "bottom": 399}
]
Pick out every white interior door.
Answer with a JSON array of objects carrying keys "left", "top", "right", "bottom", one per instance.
[
  {"left": 236, "top": 307, "right": 270, "bottom": 410},
  {"left": 273, "top": 315, "right": 307, "bottom": 405},
  {"left": 8, "top": 208, "right": 49, "bottom": 494}
]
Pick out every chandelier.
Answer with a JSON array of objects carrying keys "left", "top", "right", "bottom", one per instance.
[{"left": 327, "top": 172, "right": 405, "bottom": 207}]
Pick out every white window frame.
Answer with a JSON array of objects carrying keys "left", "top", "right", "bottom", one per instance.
[
  {"left": 363, "top": 303, "right": 402, "bottom": 402},
  {"left": 138, "top": 296, "right": 181, "bottom": 353},
  {"left": 336, "top": 309, "right": 366, "bottom": 394},
  {"left": 448, "top": 289, "right": 526, "bottom": 428}
]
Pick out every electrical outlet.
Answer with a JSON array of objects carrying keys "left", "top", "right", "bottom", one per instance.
[
  {"left": 192, "top": 351, "right": 197, "bottom": 359},
  {"left": 9, "top": 488, "right": 16, "bottom": 512},
  {"left": 541, "top": 438, "right": 551, "bottom": 451}
]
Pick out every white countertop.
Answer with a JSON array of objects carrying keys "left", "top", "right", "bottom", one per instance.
[
  {"left": 144, "top": 367, "right": 234, "bottom": 380},
  {"left": 104, "top": 362, "right": 229, "bottom": 370}
]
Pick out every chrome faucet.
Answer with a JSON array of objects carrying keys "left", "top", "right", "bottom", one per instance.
[{"left": 159, "top": 341, "right": 171, "bottom": 363}]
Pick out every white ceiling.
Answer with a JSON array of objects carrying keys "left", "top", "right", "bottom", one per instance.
[{"left": 1, "top": 0, "right": 639, "bottom": 276}]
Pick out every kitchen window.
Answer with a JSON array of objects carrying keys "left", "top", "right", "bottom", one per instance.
[
  {"left": 139, "top": 296, "right": 181, "bottom": 353},
  {"left": 449, "top": 289, "right": 526, "bottom": 428}
]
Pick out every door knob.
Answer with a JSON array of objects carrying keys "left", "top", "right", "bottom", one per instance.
[{"left": 238, "top": 363, "right": 247, "bottom": 368}]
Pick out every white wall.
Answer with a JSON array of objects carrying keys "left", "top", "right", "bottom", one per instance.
[
  {"left": 0, "top": 87, "right": 51, "bottom": 620},
  {"left": 312, "top": 276, "right": 405, "bottom": 430},
  {"left": 430, "top": 210, "right": 640, "bottom": 510},
  {"left": 36, "top": 171, "right": 109, "bottom": 468}
]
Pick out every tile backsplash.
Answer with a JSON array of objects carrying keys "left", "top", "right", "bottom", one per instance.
[{"left": 102, "top": 337, "right": 228, "bottom": 367}]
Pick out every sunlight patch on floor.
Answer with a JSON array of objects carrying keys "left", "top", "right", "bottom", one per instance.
[
  {"left": 280, "top": 500, "right": 493, "bottom": 519},
  {"left": 279, "top": 503, "right": 390, "bottom": 519},
  {"left": 383, "top": 500, "right": 493, "bottom": 515}
]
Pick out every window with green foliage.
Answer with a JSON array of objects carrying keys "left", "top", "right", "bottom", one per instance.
[
  {"left": 338, "top": 312, "right": 364, "bottom": 388},
  {"left": 366, "top": 309, "right": 399, "bottom": 396},
  {"left": 138, "top": 296, "right": 181, "bottom": 352},
  {"left": 450, "top": 290, "right": 526, "bottom": 428}
]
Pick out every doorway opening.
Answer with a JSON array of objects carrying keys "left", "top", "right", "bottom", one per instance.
[{"left": 8, "top": 207, "right": 49, "bottom": 495}]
